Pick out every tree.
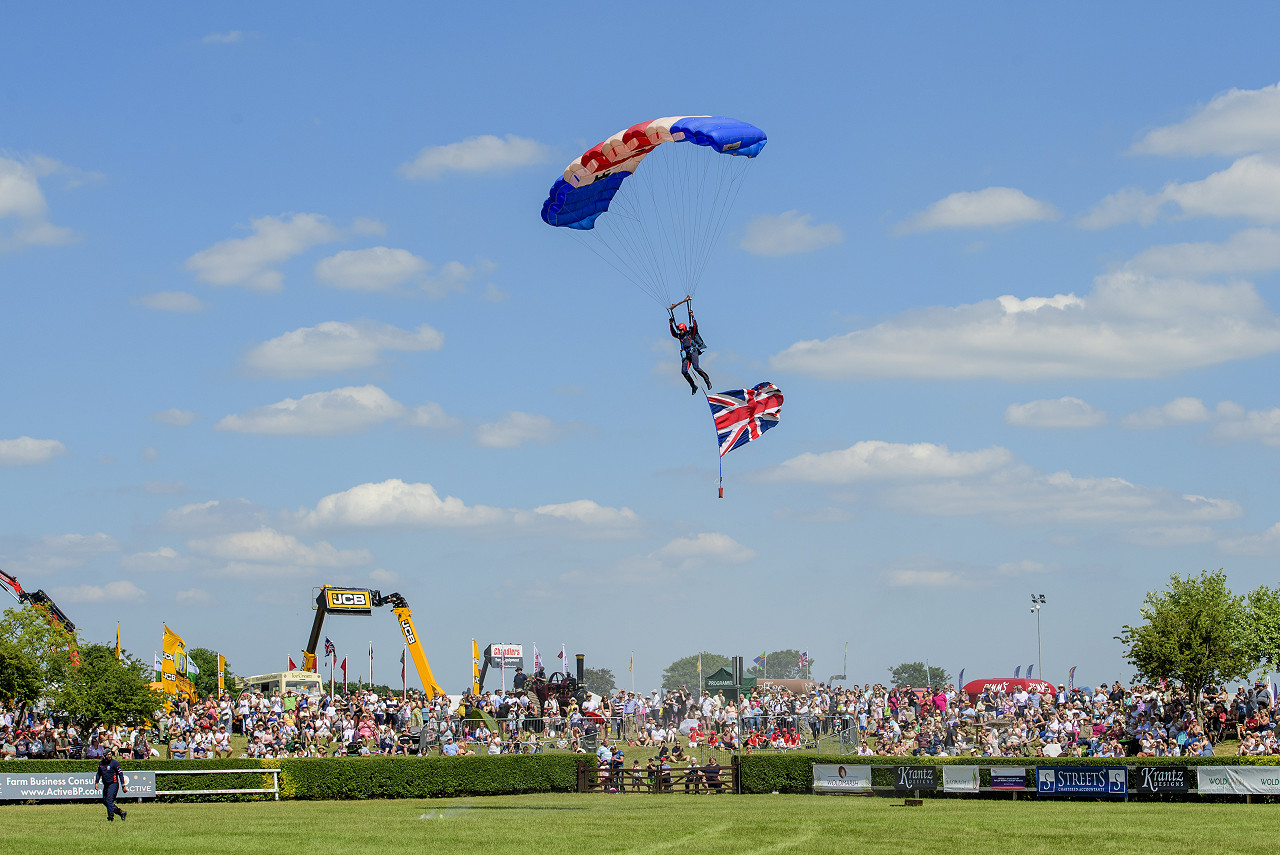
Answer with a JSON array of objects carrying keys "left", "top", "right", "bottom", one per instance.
[
  {"left": 187, "top": 647, "right": 234, "bottom": 698},
  {"left": 746, "top": 649, "right": 812, "bottom": 680},
  {"left": 1245, "top": 584, "right": 1280, "bottom": 672},
  {"left": 0, "top": 605, "right": 77, "bottom": 698},
  {"left": 1117, "top": 569, "right": 1252, "bottom": 715},
  {"left": 662, "top": 653, "right": 730, "bottom": 690},
  {"left": 56, "top": 643, "right": 166, "bottom": 730},
  {"left": 887, "top": 661, "right": 952, "bottom": 688},
  {"left": 0, "top": 646, "right": 41, "bottom": 706},
  {"left": 582, "top": 667, "right": 616, "bottom": 696}
]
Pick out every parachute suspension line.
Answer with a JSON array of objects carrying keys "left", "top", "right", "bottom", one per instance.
[{"left": 692, "top": 156, "right": 751, "bottom": 290}]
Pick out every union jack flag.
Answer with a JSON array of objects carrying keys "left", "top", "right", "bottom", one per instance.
[
  {"left": 707, "top": 382, "right": 784, "bottom": 457},
  {"left": 798, "top": 650, "right": 809, "bottom": 670},
  {"left": 324, "top": 637, "right": 336, "bottom": 658}
]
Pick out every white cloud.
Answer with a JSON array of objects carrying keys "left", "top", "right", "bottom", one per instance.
[
  {"left": 771, "top": 271, "right": 1280, "bottom": 381},
  {"left": 1132, "top": 82, "right": 1280, "bottom": 156},
  {"left": 369, "top": 568, "right": 399, "bottom": 585},
  {"left": 0, "top": 156, "right": 77, "bottom": 251},
  {"left": 0, "top": 436, "right": 67, "bottom": 466},
  {"left": 1005, "top": 397, "right": 1107, "bottom": 428},
  {"left": 315, "top": 247, "right": 428, "bottom": 292},
  {"left": 1210, "top": 403, "right": 1280, "bottom": 448},
  {"left": 203, "top": 30, "right": 244, "bottom": 44},
  {"left": 1122, "top": 397, "right": 1212, "bottom": 429},
  {"left": 1127, "top": 228, "right": 1280, "bottom": 276},
  {"left": 6, "top": 532, "right": 122, "bottom": 575},
  {"left": 475, "top": 411, "right": 566, "bottom": 448},
  {"left": 765, "top": 441, "right": 1012, "bottom": 484},
  {"left": 739, "top": 211, "right": 843, "bottom": 256},
  {"left": 243, "top": 321, "right": 443, "bottom": 378},
  {"left": 398, "top": 134, "right": 552, "bottom": 179},
  {"left": 155, "top": 498, "right": 269, "bottom": 533},
  {"left": 188, "top": 527, "right": 371, "bottom": 567},
  {"left": 50, "top": 580, "right": 145, "bottom": 604},
  {"left": 1080, "top": 155, "right": 1280, "bottom": 228},
  {"left": 405, "top": 402, "right": 462, "bottom": 431},
  {"left": 300, "top": 479, "right": 505, "bottom": 528},
  {"left": 421, "top": 260, "right": 485, "bottom": 299},
  {"left": 653, "top": 533, "right": 755, "bottom": 567},
  {"left": 528, "top": 500, "right": 639, "bottom": 528},
  {"left": 134, "top": 291, "right": 205, "bottom": 312},
  {"left": 1220, "top": 522, "right": 1280, "bottom": 556},
  {"left": 176, "top": 588, "right": 213, "bottom": 605},
  {"left": 890, "top": 186, "right": 1059, "bottom": 234},
  {"left": 881, "top": 555, "right": 1048, "bottom": 588},
  {"left": 150, "top": 409, "right": 200, "bottom": 426},
  {"left": 897, "top": 187, "right": 1059, "bottom": 234},
  {"left": 121, "top": 546, "right": 189, "bottom": 573},
  {"left": 215, "top": 385, "right": 406, "bottom": 435},
  {"left": 186, "top": 213, "right": 341, "bottom": 292},
  {"left": 1122, "top": 526, "right": 1216, "bottom": 548},
  {"left": 768, "top": 439, "right": 1240, "bottom": 527}
]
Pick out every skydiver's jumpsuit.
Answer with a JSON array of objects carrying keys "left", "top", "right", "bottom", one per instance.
[{"left": 671, "top": 315, "right": 711, "bottom": 392}]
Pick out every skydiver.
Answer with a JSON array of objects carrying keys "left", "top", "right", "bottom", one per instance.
[{"left": 669, "top": 302, "right": 711, "bottom": 395}]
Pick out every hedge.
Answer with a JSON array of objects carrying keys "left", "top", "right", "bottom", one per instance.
[
  {"left": 739, "top": 754, "right": 1280, "bottom": 795},
  {"left": 0, "top": 755, "right": 579, "bottom": 802}
]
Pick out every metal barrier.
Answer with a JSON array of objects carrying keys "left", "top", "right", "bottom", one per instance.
[{"left": 154, "top": 768, "right": 281, "bottom": 801}]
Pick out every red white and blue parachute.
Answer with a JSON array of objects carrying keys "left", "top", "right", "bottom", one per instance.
[{"left": 541, "top": 116, "right": 766, "bottom": 306}]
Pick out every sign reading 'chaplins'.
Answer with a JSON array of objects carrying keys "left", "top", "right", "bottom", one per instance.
[
  {"left": 1036, "top": 766, "right": 1127, "bottom": 796},
  {"left": 892, "top": 766, "right": 937, "bottom": 791},
  {"left": 1132, "top": 766, "right": 1189, "bottom": 794}
]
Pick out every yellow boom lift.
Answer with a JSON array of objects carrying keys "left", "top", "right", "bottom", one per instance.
[{"left": 301, "top": 586, "right": 444, "bottom": 697}]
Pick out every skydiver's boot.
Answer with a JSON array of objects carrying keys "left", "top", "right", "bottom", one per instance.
[
  {"left": 698, "top": 369, "right": 712, "bottom": 391},
  {"left": 685, "top": 373, "right": 699, "bottom": 395}
]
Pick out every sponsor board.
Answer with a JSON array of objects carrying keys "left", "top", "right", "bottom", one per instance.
[
  {"left": 323, "top": 588, "right": 373, "bottom": 613},
  {"left": 1133, "top": 766, "right": 1190, "bottom": 794},
  {"left": 892, "top": 765, "right": 937, "bottom": 791},
  {"left": 812, "top": 764, "right": 872, "bottom": 793},
  {"left": 486, "top": 644, "right": 524, "bottom": 668},
  {"left": 990, "top": 768, "right": 1027, "bottom": 790},
  {"left": 1036, "top": 766, "right": 1126, "bottom": 796},
  {"left": 0, "top": 771, "right": 156, "bottom": 800},
  {"left": 942, "top": 766, "right": 980, "bottom": 792},
  {"left": 1197, "top": 766, "right": 1280, "bottom": 795}
]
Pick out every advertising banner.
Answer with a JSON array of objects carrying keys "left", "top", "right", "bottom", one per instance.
[
  {"left": 1132, "top": 766, "right": 1190, "bottom": 794},
  {"left": 486, "top": 644, "right": 524, "bottom": 668},
  {"left": 0, "top": 771, "right": 156, "bottom": 800},
  {"left": 1036, "top": 766, "right": 1126, "bottom": 796},
  {"left": 322, "top": 587, "right": 373, "bottom": 614},
  {"left": 812, "top": 764, "right": 872, "bottom": 793},
  {"left": 990, "top": 768, "right": 1027, "bottom": 789},
  {"left": 161, "top": 624, "right": 185, "bottom": 695},
  {"left": 891, "top": 765, "right": 937, "bottom": 791},
  {"left": 1197, "top": 766, "right": 1280, "bottom": 795},
  {"left": 942, "top": 766, "right": 979, "bottom": 792}
]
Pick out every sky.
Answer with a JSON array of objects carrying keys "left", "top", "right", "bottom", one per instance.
[{"left": 4, "top": 3, "right": 1280, "bottom": 693}]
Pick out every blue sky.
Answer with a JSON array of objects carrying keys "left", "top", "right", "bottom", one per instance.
[{"left": 5, "top": 3, "right": 1280, "bottom": 691}]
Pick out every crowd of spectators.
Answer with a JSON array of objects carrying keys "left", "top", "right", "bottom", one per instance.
[{"left": 6, "top": 676, "right": 1280, "bottom": 761}]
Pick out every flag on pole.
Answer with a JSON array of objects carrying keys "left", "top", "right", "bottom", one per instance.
[
  {"left": 533, "top": 644, "right": 542, "bottom": 673},
  {"left": 288, "top": 657, "right": 297, "bottom": 671},
  {"left": 559, "top": 643, "right": 567, "bottom": 676},
  {"left": 629, "top": 653, "right": 633, "bottom": 673},
  {"left": 187, "top": 656, "right": 200, "bottom": 677},
  {"left": 471, "top": 639, "right": 481, "bottom": 695},
  {"left": 115, "top": 623, "right": 122, "bottom": 660},
  {"left": 341, "top": 657, "right": 347, "bottom": 693},
  {"left": 1068, "top": 665, "right": 1076, "bottom": 690},
  {"left": 154, "top": 651, "right": 161, "bottom": 682},
  {"left": 325, "top": 637, "right": 336, "bottom": 660},
  {"left": 798, "top": 651, "right": 810, "bottom": 671},
  {"left": 369, "top": 640, "right": 374, "bottom": 684},
  {"left": 697, "top": 654, "right": 702, "bottom": 673},
  {"left": 1014, "top": 666, "right": 1021, "bottom": 678},
  {"left": 1027, "top": 664, "right": 1034, "bottom": 678},
  {"left": 753, "top": 652, "right": 766, "bottom": 668},
  {"left": 958, "top": 668, "right": 965, "bottom": 690},
  {"left": 400, "top": 647, "right": 407, "bottom": 692},
  {"left": 217, "top": 653, "right": 225, "bottom": 693},
  {"left": 707, "top": 382, "right": 784, "bottom": 457}
]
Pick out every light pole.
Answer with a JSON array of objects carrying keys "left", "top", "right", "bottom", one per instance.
[{"left": 1030, "top": 594, "right": 1046, "bottom": 679}]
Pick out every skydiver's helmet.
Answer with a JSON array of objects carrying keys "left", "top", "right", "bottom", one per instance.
[{"left": 676, "top": 323, "right": 687, "bottom": 333}]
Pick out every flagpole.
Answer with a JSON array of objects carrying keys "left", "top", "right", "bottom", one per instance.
[
  {"left": 330, "top": 653, "right": 334, "bottom": 701},
  {"left": 402, "top": 644, "right": 407, "bottom": 702},
  {"left": 631, "top": 651, "right": 634, "bottom": 695}
]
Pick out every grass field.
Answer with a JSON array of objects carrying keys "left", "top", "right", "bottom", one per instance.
[{"left": 3, "top": 794, "right": 1278, "bottom": 855}]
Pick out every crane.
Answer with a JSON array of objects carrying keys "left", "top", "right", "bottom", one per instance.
[
  {"left": 301, "top": 586, "right": 444, "bottom": 697},
  {"left": 0, "top": 568, "right": 77, "bottom": 633}
]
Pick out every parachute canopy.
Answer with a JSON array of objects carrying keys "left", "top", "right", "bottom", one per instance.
[{"left": 541, "top": 116, "right": 766, "bottom": 305}]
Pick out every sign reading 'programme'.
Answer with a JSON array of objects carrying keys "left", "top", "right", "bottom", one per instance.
[
  {"left": 1036, "top": 766, "right": 1126, "bottom": 796},
  {"left": 0, "top": 771, "right": 156, "bottom": 800}
]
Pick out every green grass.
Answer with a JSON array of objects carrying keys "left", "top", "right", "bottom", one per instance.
[{"left": 2, "top": 794, "right": 1278, "bottom": 855}]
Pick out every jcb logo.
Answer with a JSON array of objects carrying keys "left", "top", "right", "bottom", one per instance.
[
  {"left": 401, "top": 621, "right": 416, "bottom": 645},
  {"left": 326, "top": 589, "right": 370, "bottom": 609}
]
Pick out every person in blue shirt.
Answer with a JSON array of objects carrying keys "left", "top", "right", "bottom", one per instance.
[
  {"left": 94, "top": 748, "right": 128, "bottom": 822},
  {"left": 669, "top": 305, "right": 711, "bottom": 395}
]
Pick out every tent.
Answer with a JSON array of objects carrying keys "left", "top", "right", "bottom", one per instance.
[{"left": 704, "top": 667, "right": 756, "bottom": 701}]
